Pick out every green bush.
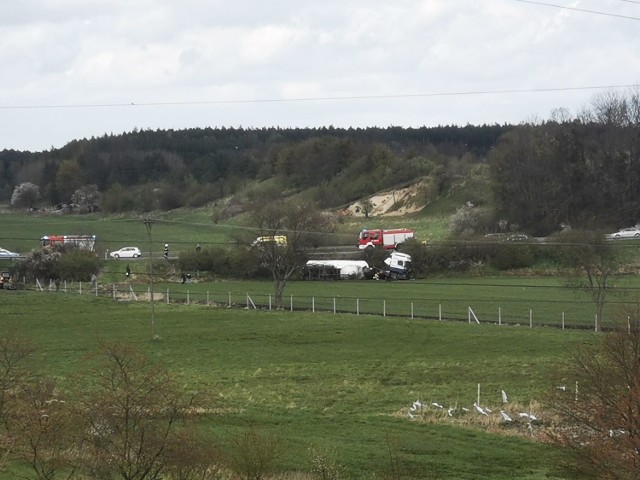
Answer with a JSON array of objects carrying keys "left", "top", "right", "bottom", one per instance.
[
  {"left": 55, "top": 250, "right": 104, "bottom": 281},
  {"left": 487, "top": 243, "right": 535, "bottom": 270},
  {"left": 179, "top": 247, "right": 234, "bottom": 276},
  {"left": 12, "top": 248, "right": 103, "bottom": 283}
]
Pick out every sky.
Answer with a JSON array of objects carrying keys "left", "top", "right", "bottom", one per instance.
[{"left": 1, "top": 0, "right": 639, "bottom": 152}]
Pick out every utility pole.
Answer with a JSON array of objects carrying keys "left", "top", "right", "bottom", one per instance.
[{"left": 144, "top": 218, "right": 157, "bottom": 339}]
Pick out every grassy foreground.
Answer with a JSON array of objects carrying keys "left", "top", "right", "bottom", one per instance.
[{"left": 0, "top": 290, "right": 592, "bottom": 479}]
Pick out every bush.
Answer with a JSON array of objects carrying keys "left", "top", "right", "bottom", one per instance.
[
  {"left": 12, "top": 248, "right": 103, "bottom": 283},
  {"left": 448, "top": 205, "right": 492, "bottom": 238},
  {"left": 179, "top": 247, "right": 234, "bottom": 276},
  {"left": 405, "top": 242, "right": 486, "bottom": 276},
  {"left": 487, "top": 243, "right": 535, "bottom": 270},
  {"left": 55, "top": 249, "right": 104, "bottom": 281}
]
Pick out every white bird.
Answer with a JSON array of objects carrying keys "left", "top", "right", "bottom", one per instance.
[
  {"left": 484, "top": 407, "right": 493, "bottom": 413},
  {"left": 474, "top": 402, "right": 489, "bottom": 416},
  {"left": 431, "top": 402, "right": 443, "bottom": 409},
  {"left": 461, "top": 407, "right": 469, "bottom": 412},
  {"left": 501, "top": 390, "right": 508, "bottom": 404},
  {"left": 500, "top": 410, "right": 512, "bottom": 422},
  {"left": 518, "top": 412, "right": 531, "bottom": 419},
  {"left": 447, "top": 407, "right": 455, "bottom": 417},
  {"left": 556, "top": 386, "right": 567, "bottom": 391}
]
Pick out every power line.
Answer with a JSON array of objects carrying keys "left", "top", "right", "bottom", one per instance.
[
  {"left": 0, "top": 84, "right": 638, "bottom": 111},
  {"left": 510, "top": 0, "right": 640, "bottom": 21}
]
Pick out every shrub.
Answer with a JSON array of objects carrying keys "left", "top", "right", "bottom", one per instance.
[
  {"left": 487, "top": 243, "right": 535, "bottom": 270},
  {"left": 55, "top": 249, "right": 104, "bottom": 281},
  {"left": 12, "top": 248, "right": 103, "bottom": 283},
  {"left": 179, "top": 247, "right": 234, "bottom": 276}
]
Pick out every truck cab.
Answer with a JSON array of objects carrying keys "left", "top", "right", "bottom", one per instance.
[{"left": 383, "top": 252, "right": 412, "bottom": 280}]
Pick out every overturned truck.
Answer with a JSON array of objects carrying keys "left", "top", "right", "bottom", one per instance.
[{"left": 304, "top": 252, "right": 412, "bottom": 280}]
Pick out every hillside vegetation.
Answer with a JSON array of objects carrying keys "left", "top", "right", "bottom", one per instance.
[{"left": 2, "top": 92, "right": 639, "bottom": 240}]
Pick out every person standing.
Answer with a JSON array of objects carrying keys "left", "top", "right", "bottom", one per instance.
[{"left": 163, "top": 243, "right": 169, "bottom": 259}]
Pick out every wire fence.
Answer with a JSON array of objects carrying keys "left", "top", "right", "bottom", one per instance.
[{"left": 11, "top": 277, "right": 638, "bottom": 333}]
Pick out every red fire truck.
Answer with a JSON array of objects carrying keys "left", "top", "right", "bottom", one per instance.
[
  {"left": 357, "top": 228, "right": 414, "bottom": 250},
  {"left": 41, "top": 234, "right": 97, "bottom": 251}
]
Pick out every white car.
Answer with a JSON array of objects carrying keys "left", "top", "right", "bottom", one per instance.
[
  {"left": 607, "top": 227, "right": 640, "bottom": 239},
  {"left": 0, "top": 247, "right": 19, "bottom": 258},
  {"left": 110, "top": 247, "right": 142, "bottom": 259}
]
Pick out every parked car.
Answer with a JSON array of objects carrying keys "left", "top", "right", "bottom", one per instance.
[
  {"left": 0, "top": 247, "right": 19, "bottom": 258},
  {"left": 109, "top": 247, "right": 142, "bottom": 259},
  {"left": 607, "top": 227, "right": 640, "bottom": 239}
]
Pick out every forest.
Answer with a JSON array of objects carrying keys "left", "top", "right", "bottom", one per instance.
[{"left": 1, "top": 89, "right": 639, "bottom": 236}]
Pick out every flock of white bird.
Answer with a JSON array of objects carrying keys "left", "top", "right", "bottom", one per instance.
[{"left": 407, "top": 389, "right": 540, "bottom": 431}]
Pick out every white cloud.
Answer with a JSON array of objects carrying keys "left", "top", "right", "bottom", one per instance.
[{"left": 0, "top": 0, "right": 639, "bottom": 151}]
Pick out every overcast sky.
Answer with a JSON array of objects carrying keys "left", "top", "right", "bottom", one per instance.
[{"left": 1, "top": 0, "right": 639, "bottom": 152}]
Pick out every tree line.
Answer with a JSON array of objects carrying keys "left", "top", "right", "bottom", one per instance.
[
  {"left": 1, "top": 124, "right": 508, "bottom": 214},
  {"left": 3, "top": 89, "right": 640, "bottom": 236}
]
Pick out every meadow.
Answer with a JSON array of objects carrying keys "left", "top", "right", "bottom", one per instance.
[
  {"left": 2, "top": 289, "right": 595, "bottom": 479},
  {"left": 1, "top": 209, "right": 636, "bottom": 478}
]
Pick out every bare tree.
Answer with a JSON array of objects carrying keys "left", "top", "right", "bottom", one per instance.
[
  {"left": 0, "top": 335, "right": 35, "bottom": 470},
  {"left": 247, "top": 199, "right": 331, "bottom": 309},
  {"left": 7, "top": 378, "right": 79, "bottom": 480},
  {"left": 358, "top": 199, "right": 374, "bottom": 218},
  {"left": 547, "top": 320, "right": 640, "bottom": 480},
  {"left": 555, "top": 229, "right": 618, "bottom": 330},
  {"left": 75, "top": 342, "right": 206, "bottom": 480},
  {"left": 225, "top": 426, "right": 282, "bottom": 480}
]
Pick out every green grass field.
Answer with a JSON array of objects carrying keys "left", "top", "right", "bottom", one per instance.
[
  {"left": 1, "top": 210, "right": 636, "bottom": 478},
  {"left": 51, "top": 272, "right": 640, "bottom": 332},
  {"left": 1, "top": 290, "right": 594, "bottom": 479}
]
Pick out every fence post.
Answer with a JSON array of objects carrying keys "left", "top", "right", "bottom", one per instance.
[
  {"left": 207, "top": 291, "right": 209, "bottom": 305},
  {"left": 411, "top": 302, "right": 414, "bottom": 319},
  {"left": 439, "top": 304, "right": 442, "bottom": 321},
  {"left": 357, "top": 298, "right": 360, "bottom": 316},
  {"left": 148, "top": 287, "right": 150, "bottom": 302},
  {"left": 290, "top": 295, "right": 293, "bottom": 312},
  {"left": 79, "top": 282, "right": 82, "bottom": 295},
  {"left": 187, "top": 290, "right": 190, "bottom": 305},
  {"left": 595, "top": 314, "right": 598, "bottom": 332},
  {"left": 562, "top": 312, "right": 565, "bottom": 330},
  {"left": 333, "top": 298, "right": 336, "bottom": 314},
  {"left": 312, "top": 297, "right": 315, "bottom": 313},
  {"left": 529, "top": 309, "right": 533, "bottom": 328},
  {"left": 166, "top": 289, "right": 170, "bottom": 304},
  {"left": 64, "top": 280, "right": 67, "bottom": 293},
  {"left": 112, "top": 284, "right": 116, "bottom": 300},
  {"left": 228, "top": 291, "right": 231, "bottom": 307},
  {"left": 498, "top": 307, "right": 501, "bottom": 325},
  {"left": 383, "top": 300, "right": 386, "bottom": 317},
  {"left": 269, "top": 294, "right": 272, "bottom": 310}
]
